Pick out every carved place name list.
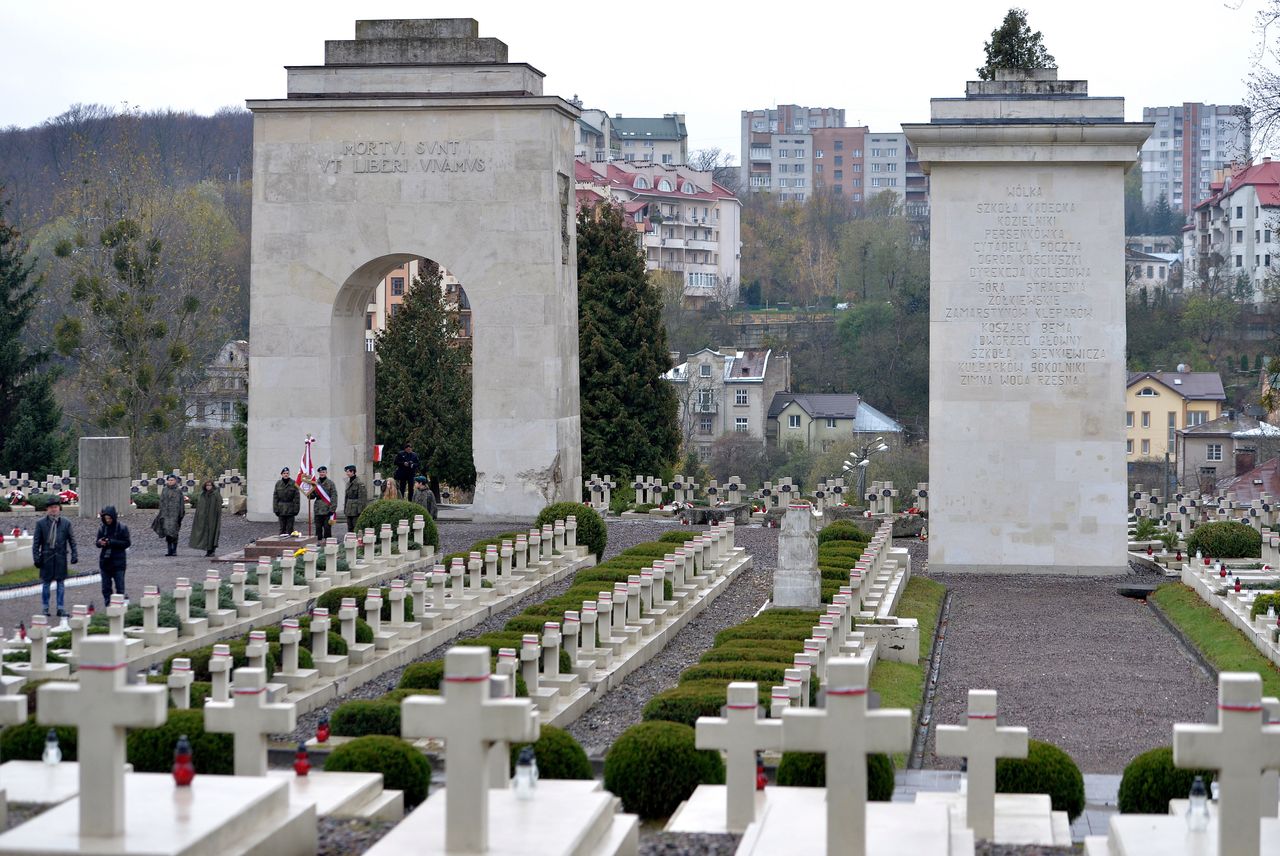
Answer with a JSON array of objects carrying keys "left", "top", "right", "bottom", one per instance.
[
  {"left": 319, "top": 140, "right": 486, "bottom": 175},
  {"left": 944, "top": 184, "right": 1104, "bottom": 389}
]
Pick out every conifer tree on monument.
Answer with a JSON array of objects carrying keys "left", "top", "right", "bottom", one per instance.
[
  {"left": 977, "top": 8, "right": 1056, "bottom": 80},
  {"left": 577, "top": 202, "right": 680, "bottom": 478}
]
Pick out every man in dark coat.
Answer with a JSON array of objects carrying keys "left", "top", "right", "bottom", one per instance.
[
  {"left": 95, "top": 505, "right": 130, "bottom": 606},
  {"left": 273, "top": 467, "right": 300, "bottom": 534},
  {"left": 188, "top": 480, "right": 223, "bottom": 557},
  {"left": 313, "top": 466, "right": 337, "bottom": 541},
  {"left": 342, "top": 465, "right": 369, "bottom": 535},
  {"left": 412, "top": 474, "right": 438, "bottom": 520},
  {"left": 32, "top": 497, "right": 77, "bottom": 617},
  {"left": 151, "top": 475, "right": 185, "bottom": 557},
  {"left": 393, "top": 443, "right": 420, "bottom": 499}
]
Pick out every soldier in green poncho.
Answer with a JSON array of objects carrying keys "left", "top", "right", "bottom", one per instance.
[{"left": 189, "top": 480, "right": 223, "bottom": 558}]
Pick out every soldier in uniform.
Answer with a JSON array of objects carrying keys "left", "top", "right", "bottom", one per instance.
[
  {"left": 313, "top": 465, "right": 337, "bottom": 541},
  {"left": 343, "top": 465, "right": 369, "bottom": 535},
  {"left": 273, "top": 467, "right": 300, "bottom": 534}
]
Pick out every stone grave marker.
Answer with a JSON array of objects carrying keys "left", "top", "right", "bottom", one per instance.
[{"left": 934, "top": 689, "right": 1028, "bottom": 840}]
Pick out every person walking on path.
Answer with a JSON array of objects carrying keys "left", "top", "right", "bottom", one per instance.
[
  {"left": 95, "top": 505, "right": 130, "bottom": 606},
  {"left": 273, "top": 467, "right": 300, "bottom": 534},
  {"left": 189, "top": 480, "right": 223, "bottom": 558},
  {"left": 412, "top": 474, "right": 437, "bottom": 520},
  {"left": 342, "top": 465, "right": 369, "bottom": 535},
  {"left": 313, "top": 466, "right": 337, "bottom": 542},
  {"left": 32, "top": 497, "right": 77, "bottom": 617},
  {"left": 151, "top": 475, "right": 186, "bottom": 557},
  {"left": 393, "top": 443, "right": 419, "bottom": 499}
]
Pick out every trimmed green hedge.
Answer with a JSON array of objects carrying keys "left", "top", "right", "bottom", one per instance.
[
  {"left": 775, "top": 751, "right": 894, "bottom": 800},
  {"left": 330, "top": 700, "right": 403, "bottom": 737},
  {"left": 1117, "top": 745, "right": 1215, "bottom": 814},
  {"left": 354, "top": 499, "right": 439, "bottom": 547},
  {"left": 658, "top": 530, "right": 700, "bottom": 543},
  {"left": 604, "top": 721, "right": 724, "bottom": 819},
  {"left": 509, "top": 725, "right": 593, "bottom": 780},
  {"left": 127, "top": 709, "right": 233, "bottom": 774},
  {"left": 817, "top": 521, "right": 870, "bottom": 545},
  {"left": 1186, "top": 521, "right": 1262, "bottom": 559},
  {"left": 536, "top": 502, "right": 606, "bottom": 560},
  {"left": 1, "top": 721, "right": 77, "bottom": 761},
  {"left": 997, "top": 739, "right": 1085, "bottom": 821},
  {"left": 643, "top": 680, "right": 772, "bottom": 727},
  {"left": 324, "top": 735, "right": 432, "bottom": 807}
]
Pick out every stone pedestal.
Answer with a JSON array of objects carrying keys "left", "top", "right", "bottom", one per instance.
[
  {"left": 245, "top": 17, "right": 582, "bottom": 523},
  {"left": 905, "top": 69, "right": 1149, "bottom": 575},
  {"left": 774, "top": 504, "right": 821, "bottom": 608},
  {"left": 77, "top": 437, "right": 131, "bottom": 519},
  {"left": 244, "top": 535, "right": 316, "bottom": 562}
]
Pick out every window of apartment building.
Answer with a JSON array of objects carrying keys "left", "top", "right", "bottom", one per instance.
[
  {"left": 389, "top": 304, "right": 401, "bottom": 318},
  {"left": 1237, "top": 255, "right": 1244, "bottom": 268},
  {"left": 826, "top": 418, "right": 838, "bottom": 428},
  {"left": 852, "top": 164, "right": 861, "bottom": 173},
  {"left": 1141, "top": 411, "right": 1150, "bottom": 428},
  {"left": 1126, "top": 439, "right": 1134, "bottom": 454},
  {"left": 1268, "top": 255, "right": 1272, "bottom": 267},
  {"left": 852, "top": 149, "right": 862, "bottom": 157},
  {"left": 778, "top": 149, "right": 789, "bottom": 158},
  {"left": 644, "top": 140, "right": 655, "bottom": 148},
  {"left": 391, "top": 277, "right": 405, "bottom": 296},
  {"left": 834, "top": 170, "right": 843, "bottom": 180},
  {"left": 885, "top": 178, "right": 898, "bottom": 186},
  {"left": 698, "top": 416, "right": 712, "bottom": 434},
  {"left": 815, "top": 164, "right": 824, "bottom": 174},
  {"left": 834, "top": 184, "right": 842, "bottom": 193},
  {"left": 815, "top": 150, "right": 824, "bottom": 158},
  {"left": 1168, "top": 412, "right": 1177, "bottom": 444},
  {"left": 853, "top": 179, "right": 861, "bottom": 187},
  {"left": 871, "top": 163, "right": 882, "bottom": 172},
  {"left": 795, "top": 193, "right": 806, "bottom": 201},
  {"left": 699, "top": 364, "right": 711, "bottom": 377},
  {"left": 1237, "top": 206, "right": 1244, "bottom": 219},
  {"left": 853, "top": 193, "right": 862, "bottom": 201},
  {"left": 1184, "top": 410, "right": 1207, "bottom": 427},
  {"left": 787, "top": 414, "right": 801, "bottom": 428},
  {"left": 734, "top": 389, "right": 748, "bottom": 406},
  {"left": 795, "top": 179, "right": 806, "bottom": 188},
  {"left": 834, "top": 140, "right": 844, "bottom": 150},
  {"left": 662, "top": 154, "right": 673, "bottom": 164},
  {"left": 1138, "top": 439, "right": 1149, "bottom": 455},
  {"left": 1207, "top": 443, "right": 1223, "bottom": 462},
  {"left": 834, "top": 156, "right": 843, "bottom": 166},
  {"left": 1147, "top": 265, "right": 1154, "bottom": 278},
  {"left": 696, "top": 389, "right": 712, "bottom": 410},
  {"left": 779, "top": 178, "right": 791, "bottom": 188},
  {"left": 1125, "top": 411, "right": 1134, "bottom": 428},
  {"left": 1236, "top": 229, "right": 1244, "bottom": 242},
  {"left": 871, "top": 148, "right": 882, "bottom": 157},
  {"left": 366, "top": 312, "right": 375, "bottom": 330},
  {"left": 886, "top": 163, "right": 898, "bottom": 171},
  {"left": 736, "top": 417, "right": 749, "bottom": 433},
  {"left": 871, "top": 178, "right": 882, "bottom": 187},
  {"left": 1159, "top": 266, "right": 1166, "bottom": 278}
]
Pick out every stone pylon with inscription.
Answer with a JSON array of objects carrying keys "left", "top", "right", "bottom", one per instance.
[{"left": 905, "top": 70, "right": 1149, "bottom": 574}]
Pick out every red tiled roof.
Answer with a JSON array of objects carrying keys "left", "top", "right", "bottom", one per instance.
[
  {"left": 1198, "top": 161, "right": 1280, "bottom": 210},
  {"left": 1216, "top": 457, "right": 1280, "bottom": 503}
]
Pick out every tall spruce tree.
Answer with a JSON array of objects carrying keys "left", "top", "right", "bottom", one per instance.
[
  {"left": 577, "top": 202, "right": 680, "bottom": 477},
  {"left": 977, "top": 8, "right": 1056, "bottom": 80},
  {"left": 374, "top": 261, "right": 476, "bottom": 493},
  {"left": 0, "top": 188, "right": 69, "bottom": 477}
]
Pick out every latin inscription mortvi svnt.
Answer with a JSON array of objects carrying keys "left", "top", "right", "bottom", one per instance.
[{"left": 319, "top": 140, "right": 486, "bottom": 175}]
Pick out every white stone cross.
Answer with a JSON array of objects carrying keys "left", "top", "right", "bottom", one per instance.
[
  {"left": 781, "top": 657, "right": 910, "bottom": 856},
  {"left": 1174, "top": 672, "right": 1280, "bottom": 856},
  {"left": 37, "top": 636, "right": 166, "bottom": 837},
  {"left": 695, "top": 682, "right": 781, "bottom": 832},
  {"left": 401, "top": 647, "right": 539, "bottom": 852},
  {"left": 935, "top": 689, "right": 1028, "bottom": 840},
  {"left": 204, "top": 667, "right": 296, "bottom": 776}
]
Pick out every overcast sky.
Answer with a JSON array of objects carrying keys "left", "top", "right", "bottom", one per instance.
[{"left": 0, "top": 0, "right": 1269, "bottom": 157}]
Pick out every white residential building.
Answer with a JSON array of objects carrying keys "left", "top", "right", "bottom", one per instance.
[
  {"left": 1185, "top": 158, "right": 1280, "bottom": 303},
  {"left": 662, "top": 348, "right": 791, "bottom": 461}
]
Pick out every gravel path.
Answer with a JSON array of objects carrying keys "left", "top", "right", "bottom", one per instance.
[
  {"left": 567, "top": 526, "right": 777, "bottom": 757},
  {"left": 921, "top": 571, "right": 1217, "bottom": 774}
]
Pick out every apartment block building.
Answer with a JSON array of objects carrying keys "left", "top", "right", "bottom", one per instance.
[
  {"left": 365, "top": 258, "right": 471, "bottom": 339},
  {"left": 662, "top": 347, "right": 792, "bottom": 460},
  {"left": 575, "top": 158, "right": 742, "bottom": 305},
  {"left": 1126, "top": 369, "right": 1225, "bottom": 461},
  {"left": 811, "top": 127, "right": 867, "bottom": 203},
  {"left": 740, "top": 105, "right": 844, "bottom": 202},
  {"left": 1139, "top": 103, "right": 1250, "bottom": 214},
  {"left": 1184, "top": 158, "right": 1280, "bottom": 303},
  {"left": 572, "top": 106, "right": 688, "bottom": 165}
]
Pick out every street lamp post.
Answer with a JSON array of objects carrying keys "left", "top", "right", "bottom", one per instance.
[{"left": 841, "top": 437, "right": 890, "bottom": 509}]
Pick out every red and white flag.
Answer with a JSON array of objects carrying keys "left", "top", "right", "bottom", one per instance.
[
  {"left": 297, "top": 435, "right": 315, "bottom": 486},
  {"left": 373, "top": 444, "right": 384, "bottom": 463}
]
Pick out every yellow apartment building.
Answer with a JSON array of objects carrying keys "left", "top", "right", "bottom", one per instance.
[{"left": 1125, "top": 369, "right": 1225, "bottom": 461}]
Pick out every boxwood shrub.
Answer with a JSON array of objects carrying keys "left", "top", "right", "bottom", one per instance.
[
  {"left": 133, "top": 492, "right": 160, "bottom": 510},
  {"left": 775, "top": 751, "right": 894, "bottom": 800},
  {"left": 996, "top": 738, "right": 1085, "bottom": 821},
  {"left": 678, "top": 661, "right": 790, "bottom": 686},
  {"left": 1186, "top": 521, "right": 1262, "bottom": 559},
  {"left": 604, "top": 721, "right": 724, "bottom": 819},
  {"left": 817, "top": 521, "right": 870, "bottom": 545},
  {"left": 324, "top": 735, "right": 432, "bottom": 807},
  {"left": 330, "top": 700, "right": 402, "bottom": 737},
  {"left": 354, "top": 499, "right": 439, "bottom": 547},
  {"left": 536, "top": 502, "right": 605, "bottom": 560},
  {"left": 316, "top": 586, "right": 412, "bottom": 623},
  {"left": 126, "top": 709, "right": 233, "bottom": 774},
  {"left": 658, "top": 530, "right": 700, "bottom": 543},
  {"left": 1117, "top": 745, "right": 1215, "bottom": 814},
  {"left": 642, "top": 679, "right": 771, "bottom": 727},
  {"left": 2, "top": 721, "right": 77, "bottom": 761},
  {"left": 509, "top": 725, "right": 593, "bottom": 780}
]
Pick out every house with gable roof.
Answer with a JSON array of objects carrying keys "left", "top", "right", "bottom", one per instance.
[
  {"left": 1185, "top": 158, "right": 1280, "bottom": 301},
  {"left": 1126, "top": 368, "right": 1226, "bottom": 461}
]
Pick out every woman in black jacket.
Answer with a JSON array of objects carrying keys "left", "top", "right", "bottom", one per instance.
[{"left": 96, "top": 505, "right": 131, "bottom": 606}]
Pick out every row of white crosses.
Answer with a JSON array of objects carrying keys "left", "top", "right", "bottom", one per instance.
[
  {"left": 512, "top": 524, "right": 738, "bottom": 715},
  {"left": 695, "top": 675, "right": 1027, "bottom": 851},
  {"left": 755, "top": 477, "right": 796, "bottom": 511},
  {"left": 812, "top": 478, "right": 847, "bottom": 513},
  {"left": 866, "top": 480, "right": 899, "bottom": 516},
  {"left": 5, "top": 469, "right": 76, "bottom": 497},
  {"left": 630, "top": 475, "right": 750, "bottom": 507}
]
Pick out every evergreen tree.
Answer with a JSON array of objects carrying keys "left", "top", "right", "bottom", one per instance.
[
  {"left": 0, "top": 188, "right": 69, "bottom": 476},
  {"left": 977, "top": 8, "right": 1056, "bottom": 80},
  {"left": 577, "top": 202, "right": 680, "bottom": 477},
  {"left": 1151, "top": 194, "right": 1179, "bottom": 235},
  {"left": 374, "top": 262, "right": 476, "bottom": 493}
]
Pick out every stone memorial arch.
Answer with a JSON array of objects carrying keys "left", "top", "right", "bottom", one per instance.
[{"left": 245, "top": 19, "right": 582, "bottom": 521}]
